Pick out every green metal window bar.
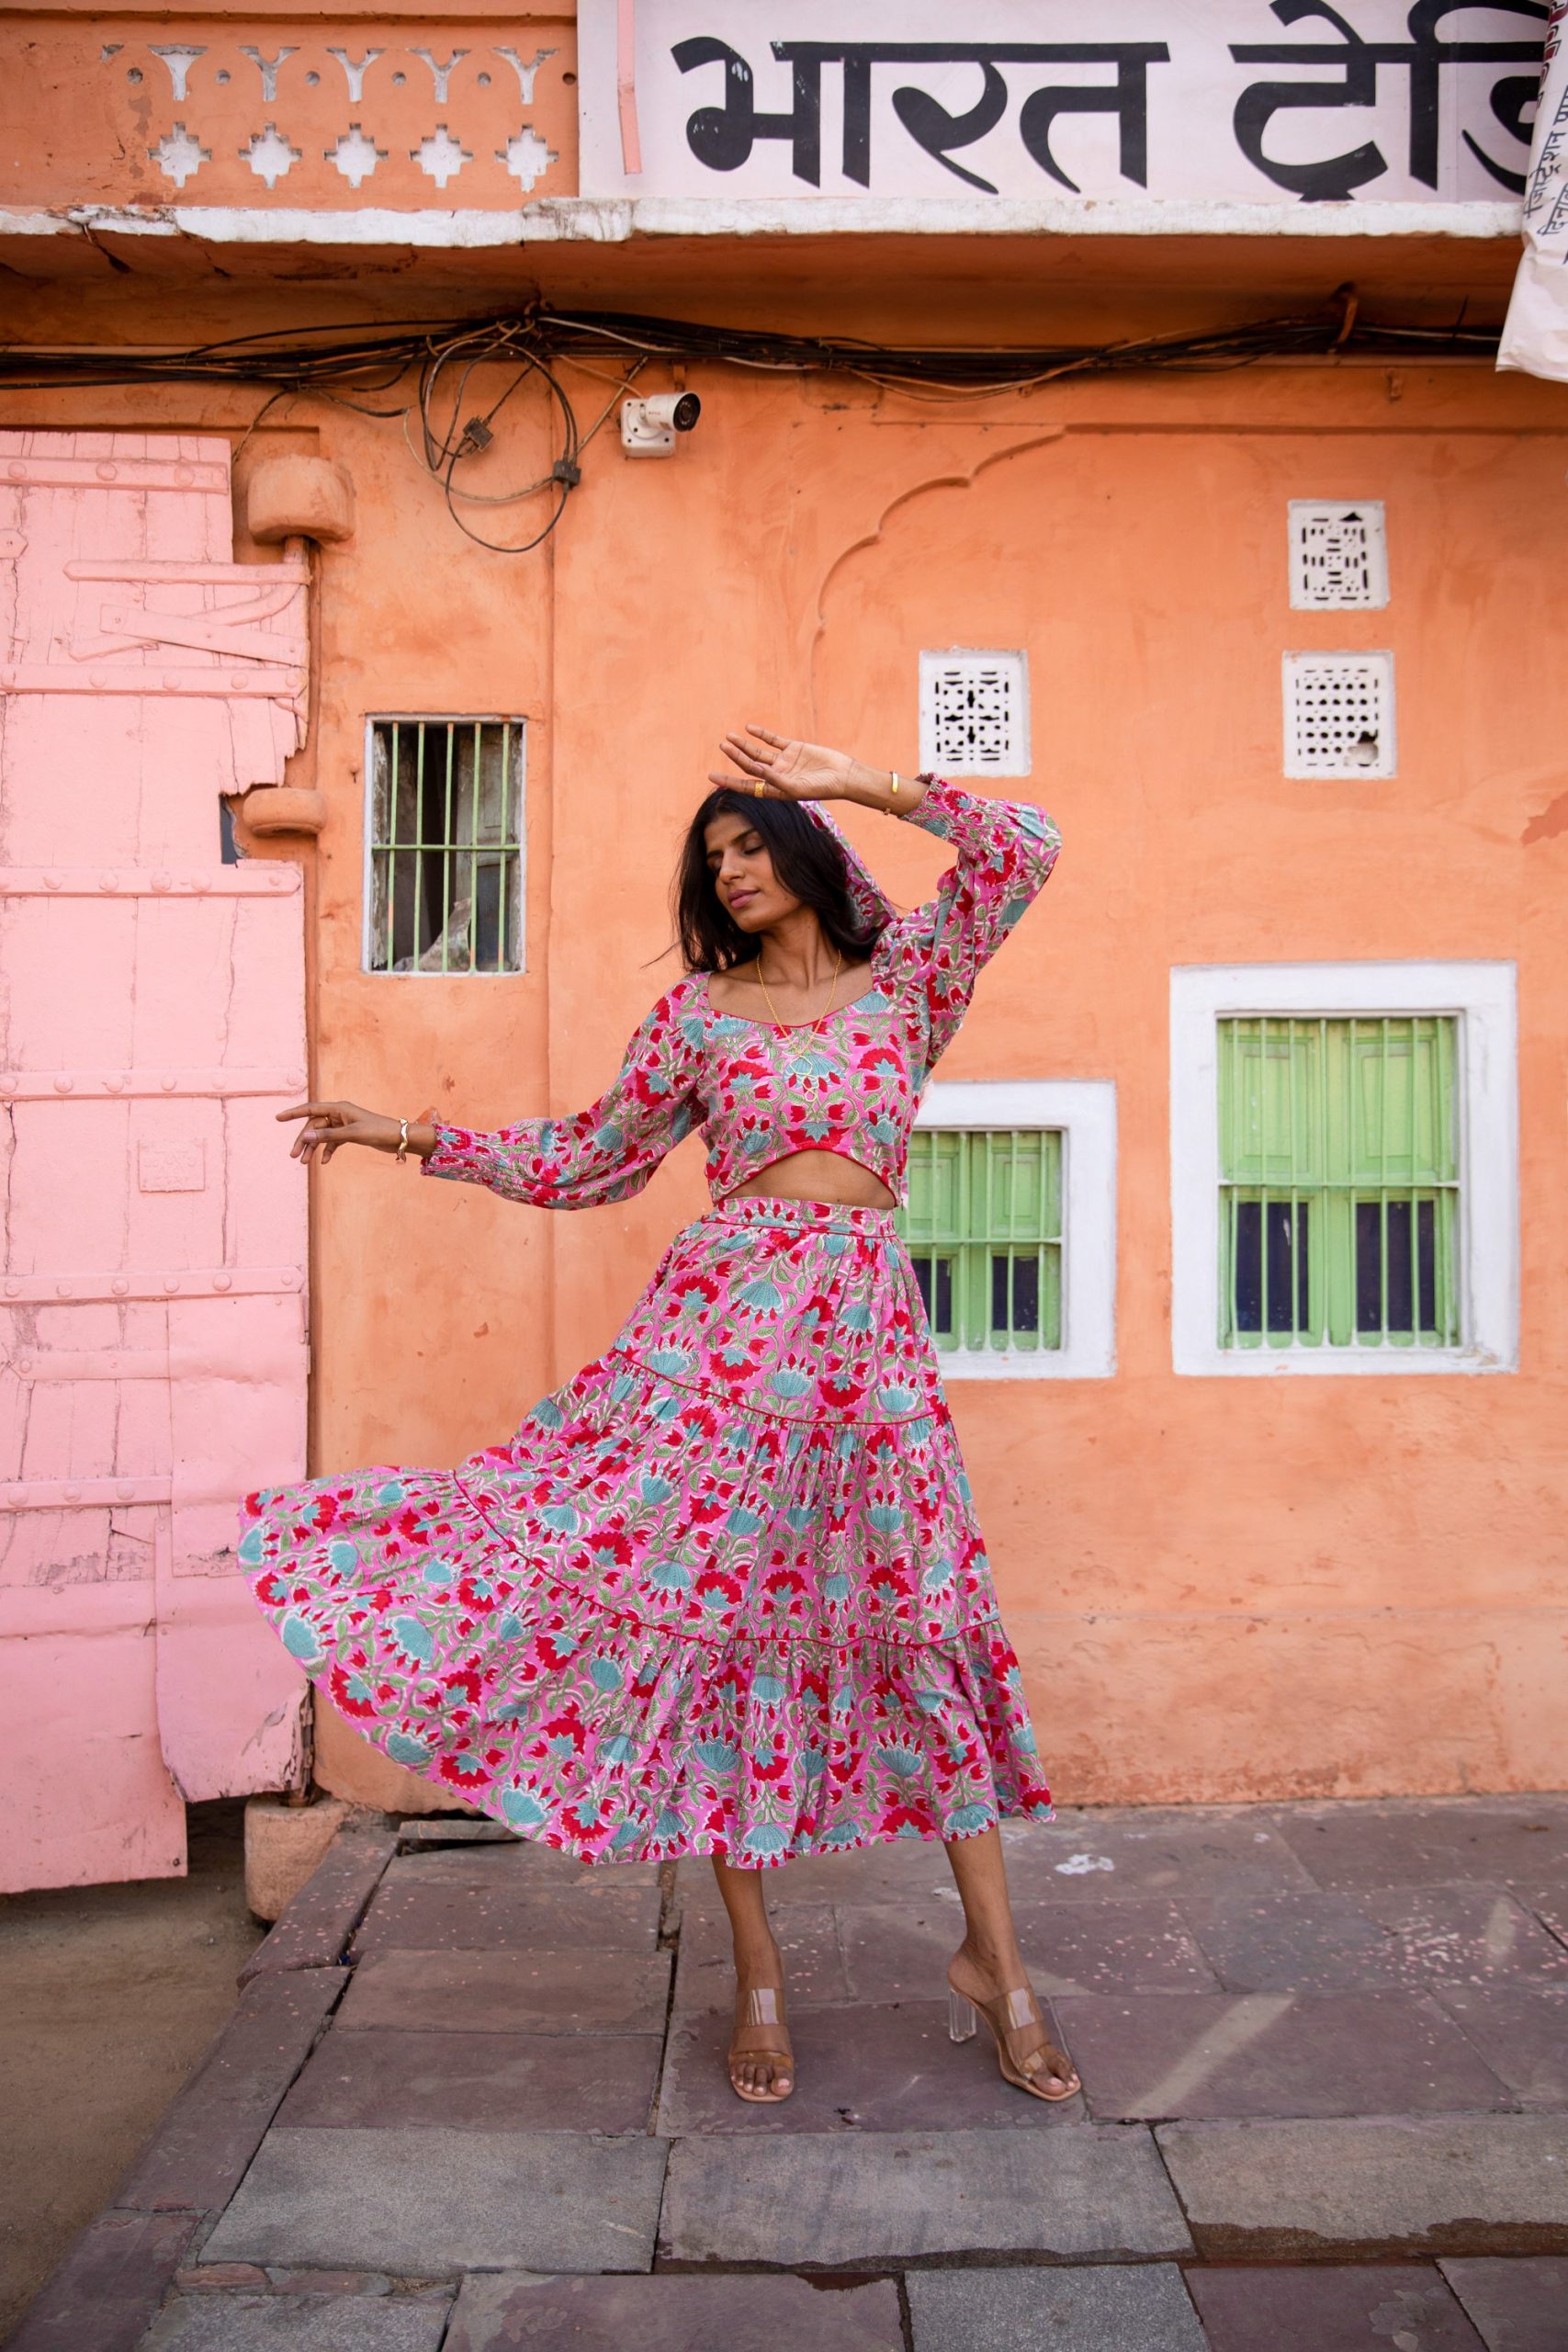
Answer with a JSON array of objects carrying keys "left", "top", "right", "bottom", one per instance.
[
  {"left": 1217, "top": 1014, "right": 1461, "bottom": 1351},
  {"left": 897, "top": 1128, "right": 1063, "bottom": 1354},
  {"left": 367, "top": 718, "right": 525, "bottom": 974}
]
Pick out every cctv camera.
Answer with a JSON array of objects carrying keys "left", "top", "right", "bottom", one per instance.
[{"left": 620, "top": 392, "right": 703, "bottom": 458}]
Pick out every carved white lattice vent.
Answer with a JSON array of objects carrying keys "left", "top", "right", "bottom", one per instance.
[
  {"left": 1283, "top": 651, "right": 1396, "bottom": 778},
  {"left": 919, "top": 650, "right": 1030, "bottom": 776},
  {"left": 1289, "top": 502, "right": 1389, "bottom": 609}
]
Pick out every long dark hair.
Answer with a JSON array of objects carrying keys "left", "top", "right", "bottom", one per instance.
[{"left": 672, "top": 787, "right": 886, "bottom": 974}]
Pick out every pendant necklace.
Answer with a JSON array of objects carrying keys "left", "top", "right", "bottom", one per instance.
[{"left": 756, "top": 944, "right": 842, "bottom": 1055}]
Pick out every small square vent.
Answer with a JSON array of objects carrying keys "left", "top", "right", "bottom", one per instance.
[
  {"left": 919, "top": 650, "right": 1030, "bottom": 776},
  {"left": 1283, "top": 651, "right": 1395, "bottom": 778},
  {"left": 1289, "top": 502, "right": 1389, "bottom": 609}
]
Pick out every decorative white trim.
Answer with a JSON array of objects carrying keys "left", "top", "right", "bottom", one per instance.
[
  {"left": 1170, "top": 962, "right": 1518, "bottom": 1377},
  {"left": 0, "top": 195, "right": 1524, "bottom": 251},
  {"left": 912, "top": 1078, "right": 1116, "bottom": 1381}
]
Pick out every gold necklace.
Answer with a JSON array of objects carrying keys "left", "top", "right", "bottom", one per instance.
[{"left": 756, "top": 944, "right": 842, "bottom": 1052}]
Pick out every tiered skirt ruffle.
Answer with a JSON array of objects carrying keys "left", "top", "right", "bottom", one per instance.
[{"left": 239, "top": 1195, "right": 1053, "bottom": 1865}]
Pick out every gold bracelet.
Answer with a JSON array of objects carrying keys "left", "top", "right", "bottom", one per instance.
[
  {"left": 396, "top": 1117, "right": 410, "bottom": 1164},
  {"left": 888, "top": 770, "right": 901, "bottom": 805}
]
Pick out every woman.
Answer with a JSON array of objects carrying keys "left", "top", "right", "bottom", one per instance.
[{"left": 243, "top": 725, "right": 1078, "bottom": 2107}]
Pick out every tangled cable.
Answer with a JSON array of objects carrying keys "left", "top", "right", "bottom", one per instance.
[{"left": 0, "top": 294, "right": 1498, "bottom": 552}]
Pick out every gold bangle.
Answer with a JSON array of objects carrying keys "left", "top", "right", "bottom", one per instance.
[
  {"left": 397, "top": 1117, "right": 410, "bottom": 1163},
  {"left": 889, "top": 770, "right": 900, "bottom": 800}
]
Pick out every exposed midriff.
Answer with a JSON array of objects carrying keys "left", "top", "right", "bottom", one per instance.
[{"left": 726, "top": 1147, "right": 897, "bottom": 1212}]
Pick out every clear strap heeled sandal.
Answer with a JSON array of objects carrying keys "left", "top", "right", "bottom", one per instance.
[
  {"left": 947, "top": 1957, "right": 1082, "bottom": 2102},
  {"left": 727, "top": 1984, "right": 795, "bottom": 2104}
]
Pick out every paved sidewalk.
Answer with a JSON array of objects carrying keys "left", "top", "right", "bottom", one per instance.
[{"left": 8, "top": 1796, "right": 1568, "bottom": 2350}]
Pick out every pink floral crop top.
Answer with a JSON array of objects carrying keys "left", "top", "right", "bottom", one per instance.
[{"left": 423, "top": 776, "right": 1060, "bottom": 1213}]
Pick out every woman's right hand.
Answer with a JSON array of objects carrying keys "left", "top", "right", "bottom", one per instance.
[{"left": 277, "top": 1101, "right": 434, "bottom": 1166}]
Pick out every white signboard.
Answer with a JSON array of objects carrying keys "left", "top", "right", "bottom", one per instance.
[
  {"left": 1499, "top": 2, "right": 1568, "bottom": 375},
  {"left": 579, "top": 1, "right": 1545, "bottom": 208}
]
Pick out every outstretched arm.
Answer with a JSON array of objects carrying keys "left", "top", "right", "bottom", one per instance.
[{"left": 279, "top": 989, "right": 706, "bottom": 1211}]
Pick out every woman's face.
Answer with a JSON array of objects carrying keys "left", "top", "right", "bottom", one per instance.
[{"left": 704, "top": 811, "right": 801, "bottom": 933}]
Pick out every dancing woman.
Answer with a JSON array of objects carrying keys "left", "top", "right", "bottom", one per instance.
[{"left": 242, "top": 727, "right": 1079, "bottom": 2106}]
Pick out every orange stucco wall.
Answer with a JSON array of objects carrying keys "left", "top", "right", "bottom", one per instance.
[{"left": 6, "top": 236, "right": 1567, "bottom": 1809}]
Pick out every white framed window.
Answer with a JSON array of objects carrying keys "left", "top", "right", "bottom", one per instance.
[
  {"left": 1283, "top": 652, "right": 1396, "bottom": 779},
  {"left": 919, "top": 650, "right": 1030, "bottom": 777},
  {"left": 364, "top": 715, "right": 525, "bottom": 974},
  {"left": 1289, "top": 502, "right": 1389, "bottom": 609},
  {"left": 904, "top": 1080, "right": 1116, "bottom": 1379},
  {"left": 1171, "top": 964, "right": 1517, "bottom": 1377}
]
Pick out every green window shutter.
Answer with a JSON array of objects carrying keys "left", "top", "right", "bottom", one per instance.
[
  {"left": 1217, "top": 1015, "right": 1460, "bottom": 1351},
  {"left": 898, "top": 1130, "right": 1063, "bottom": 1354}
]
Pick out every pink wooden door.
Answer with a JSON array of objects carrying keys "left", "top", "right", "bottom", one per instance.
[{"left": 0, "top": 430, "right": 310, "bottom": 1891}]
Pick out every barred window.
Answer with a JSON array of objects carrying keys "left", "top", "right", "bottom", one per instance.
[
  {"left": 898, "top": 1128, "right": 1063, "bottom": 1356},
  {"left": 366, "top": 717, "right": 525, "bottom": 974},
  {"left": 1218, "top": 1015, "right": 1460, "bottom": 1351}
]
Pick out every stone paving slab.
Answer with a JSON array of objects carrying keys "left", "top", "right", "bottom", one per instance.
[
  {"left": 381, "top": 1847, "right": 660, "bottom": 1889},
  {"left": 1179, "top": 1888, "right": 1412, "bottom": 1994},
  {"left": 1355, "top": 1885, "right": 1568, "bottom": 1986},
  {"left": 1268, "top": 1798, "right": 1568, "bottom": 1898},
  {"left": 673, "top": 1901, "right": 853, "bottom": 2012},
  {"left": 1438, "top": 2256, "right": 1568, "bottom": 2351},
  {"left": 397, "top": 1819, "right": 508, "bottom": 1848},
  {"left": 835, "top": 1894, "right": 1220, "bottom": 2001},
  {"left": 998, "top": 1808, "right": 1317, "bottom": 1904},
  {"left": 660, "top": 2124, "right": 1191, "bottom": 2266},
  {"left": 1433, "top": 1988, "right": 1568, "bottom": 2108},
  {"left": 202, "top": 2129, "right": 668, "bottom": 2276},
  {"left": 1056, "top": 1989, "right": 1515, "bottom": 2120},
  {"left": 137, "top": 2290, "right": 453, "bottom": 2350},
  {"left": 114, "top": 1972, "right": 349, "bottom": 2216},
  {"left": 444, "top": 2270, "right": 905, "bottom": 2351},
  {"left": 277, "top": 2028, "right": 661, "bottom": 2134},
  {"left": 658, "top": 1997, "right": 1082, "bottom": 2135},
  {"left": 1157, "top": 2115, "right": 1568, "bottom": 2258},
  {"left": 337, "top": 1948, "right": 671, "bottom": 2035},
  {"left": 240, "top": 1834, "right": 398, "bottom": 1988},
  {"left": 6, "top": 2211, "right": 199, "bottom": 2352},
  {"left": 906, "top": 2263, "right": 1207, "bottom": 2352},
  {"left": 1501, "top": 1876, "right": 1568, "bottom": 1951},
  {"left": 678, "top": 1841, "right": 959, "bottom": 1910},
  {"left": 1184, "top": 2262, "right": 1486, "bottom": 2351},
  {"left": 347, "top": 1879, "right": 661, "bottom": 1959}
]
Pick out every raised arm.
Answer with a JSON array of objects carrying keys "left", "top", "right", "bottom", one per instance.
[
  {"left": 705, "top": 729, "right": 1060, "bottom": 1076},
  {"left": 420, "top": 989, "right": 705, "bottom": 1211},
  {"left": 886, "top": 776, "right": 1061, "bottom": 1069}
]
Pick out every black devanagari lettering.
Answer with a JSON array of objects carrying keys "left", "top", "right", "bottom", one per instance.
[{"left": 1231, "top": 0, "right": 1545, "bottom": 204}]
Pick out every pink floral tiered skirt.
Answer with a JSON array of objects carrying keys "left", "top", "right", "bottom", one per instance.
[{"left": 239, "top": 1195, "right": 1053, "bottom": 1866}]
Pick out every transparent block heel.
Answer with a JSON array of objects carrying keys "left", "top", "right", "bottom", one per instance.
[{"left": 947, "top": 1986, "right": 979, "bottom": 2043}]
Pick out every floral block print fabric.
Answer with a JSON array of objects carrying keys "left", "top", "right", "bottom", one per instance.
[
  {"left": 420, "top": 776, "right": 1061, "bottom": 1213},
  {"left": 240, "top": 1199, "right": 1054, "bottom": 1866}
]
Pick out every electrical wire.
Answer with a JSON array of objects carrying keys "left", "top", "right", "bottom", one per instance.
[{"left": 0, "top": 295, "right": 1501, "bottom": 551}]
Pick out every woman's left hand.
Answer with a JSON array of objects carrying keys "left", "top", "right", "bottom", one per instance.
[{"left": 709, "top": 725, "right": 863, "bottom": 802}]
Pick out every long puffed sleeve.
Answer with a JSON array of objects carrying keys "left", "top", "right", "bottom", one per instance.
[
  {"left": 421, "top": 987, "right": 706, "bottom": 1210},
  {"left": 879, "top": 775, "right": 1061, "bottom": 1070}
]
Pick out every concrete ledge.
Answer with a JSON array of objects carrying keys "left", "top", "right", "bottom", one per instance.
[
  {"left": 0, "top": 196, "right": 1524, "bottom": 250},
  {"left": 1157, "top": 2115, "right": 1568, "bottom": 2259},
  {"left": 660, "top": 2126, "right": 1192, "bottom": 2267},
  {"left": 113, "top": 1969, "right": 349, "bottom": 2215},
  {"left": 238, "top": 1830, "right": 397, "bottom": 1990},
  {"left": 201, "top": 2128, "right": 670, "bottom": 2276},
  {"left": 5, "top": 2209, "right": 198, "bottom": 2352}
]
